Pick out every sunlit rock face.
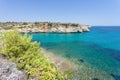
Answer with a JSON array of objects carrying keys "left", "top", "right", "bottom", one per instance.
[
  {"left": 0, "top": 22, "right": 90, "bottom": 33},
  {"left": 0, "top": 59, "right": 28, "bottom": 80}
]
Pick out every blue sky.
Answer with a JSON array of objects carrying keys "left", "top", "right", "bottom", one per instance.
[{"left": 0, "top": 0, "right": 120, "bottom": 25}]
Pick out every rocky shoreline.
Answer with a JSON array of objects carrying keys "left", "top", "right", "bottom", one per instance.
[
  {"left": 41, "top": 48, "right": 78, "bottom": 72},
  {"left": 0, "top": 22, "right": 90, "bottom": 33},
  {"left": 0, "top": 48, "right": 77, "bottom": 80}
]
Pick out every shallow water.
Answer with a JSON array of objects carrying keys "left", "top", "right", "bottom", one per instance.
[{"left": 28, "top": 26, "right": 120, "bottom": 80}]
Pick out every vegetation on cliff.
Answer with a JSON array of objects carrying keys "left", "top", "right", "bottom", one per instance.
[
  {"left": 0, "top": 30, "right": 67, "bottom": 80},
  {"left": 0, "top": 22, "right": 90, "bottom": 33}
]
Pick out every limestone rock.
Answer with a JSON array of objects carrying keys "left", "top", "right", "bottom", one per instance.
[
  {"left": 0, "top": 59, "right": 28, "bottom": 80},
  {"left": 0, "top": 22, "right": 90, "bottom": 33}
]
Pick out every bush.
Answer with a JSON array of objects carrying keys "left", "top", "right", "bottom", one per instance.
[
  {"left": 2, "top": 26, "right": 13, "bottom": 30},
  {"left": 22, "top": 22, "right": 28, "bottom": 25},
  {"left": 1, "top": 30, "right": 64, "bottom": 80}
]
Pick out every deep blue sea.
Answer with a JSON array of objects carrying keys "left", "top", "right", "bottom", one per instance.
[{"left": 29, "top": 26, "right": 120, "bottom": 80}]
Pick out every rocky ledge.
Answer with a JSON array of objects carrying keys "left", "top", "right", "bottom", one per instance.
[
  {"left": 0, "top": 22, "right": 90, "bottom": 33},
  {"left": 0, "top": 59, "right": 27, "bottom": 80}
]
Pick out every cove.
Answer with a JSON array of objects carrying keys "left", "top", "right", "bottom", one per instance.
[{"left": 28, "top": 26, "right": 120, "bottom": 80}]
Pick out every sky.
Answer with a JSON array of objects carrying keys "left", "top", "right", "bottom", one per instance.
[{"left": 0, "top": 0, "right": 120, "bottom": 26}]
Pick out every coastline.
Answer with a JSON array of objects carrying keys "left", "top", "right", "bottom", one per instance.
[
  {"left": 41, "top": 48, "right": 78, "bottom": 72},
  {"left": 1, "top": 27, "right": 119, "bottom": 80},
  {"left": 0, "top": 22, "right": 90, "bottom": 33},
  {"left": 40, "top": 48, "right": 114, "bottom": 80}
]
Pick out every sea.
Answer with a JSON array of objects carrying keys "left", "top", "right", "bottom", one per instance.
[{"left": 28, "top": 26, "right": 120, "bottom": 80}]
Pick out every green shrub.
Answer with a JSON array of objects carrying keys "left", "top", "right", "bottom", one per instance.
[
  {"left": 2, "top": 26, "right": 13, "bottom": 30},
  {"left": 1, "top": 30, "right": 65, "bottom": 80},
  {"left": 64, "top": 71, "right": 73, "bottom": 79},
  {"left": 22, "top": 22, "right": 28, "bottom": 25}
]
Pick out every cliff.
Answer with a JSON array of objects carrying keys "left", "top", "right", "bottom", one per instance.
[{"left": 0, "top": 22, "right": 90, "bottom": 33}]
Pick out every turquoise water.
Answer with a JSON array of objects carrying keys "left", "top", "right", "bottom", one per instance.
[{"left": 29, "top": 26, "right": 120, "bottom": 80}]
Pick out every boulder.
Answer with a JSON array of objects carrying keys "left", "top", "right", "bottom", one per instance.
[{"left": 0, "top": 59, "right": 28, "bottom": 80}]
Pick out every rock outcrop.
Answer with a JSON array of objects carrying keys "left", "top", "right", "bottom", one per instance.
[
  {"left": 0, "top": 58, "right": 28, "bottom": 80},
  {"left": 0, "top": 22, "right": 90, "bottom": 33}
]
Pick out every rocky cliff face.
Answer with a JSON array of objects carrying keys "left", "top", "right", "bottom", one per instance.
[{"left": 0, "top": 22, "right": 90, "bottom": 33}]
